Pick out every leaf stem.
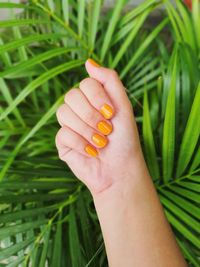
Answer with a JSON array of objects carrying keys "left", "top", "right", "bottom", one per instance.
[
  {"left": 157, "top": 168, "right": 200, "bottom": 190},
  {"left": 34, "top": 2, "right": 100, "bottom": 62},
  {"left": 23, "top": 188, "right": 80, "bottom": 264}
]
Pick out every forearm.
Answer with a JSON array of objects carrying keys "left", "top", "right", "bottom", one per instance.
[{"left": 93, "top": 162, "right": 187, "bottom": 267}]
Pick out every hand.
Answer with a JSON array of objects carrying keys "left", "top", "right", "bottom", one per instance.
[
  {"left": 56, "top": 60, "right": 187, "bottom": 266},
  {"left": 55, "top": 59, "right": 148, "bottom": 195}
]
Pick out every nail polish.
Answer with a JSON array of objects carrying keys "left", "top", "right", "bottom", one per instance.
[
  {"left": 85, "top": 144, "right": 98, "bottom": 157},
  {"left": 92, "top": 133, "right": 108, "bottom": 148},
  {"left": 88, "top": 58, "right": 101, "bottom": 67},
  {"left": 100, "top": 104, "right": 114, "bottom": 119},
  {"left": 97, "top": 121, "right": 113, "bottom": 136}
]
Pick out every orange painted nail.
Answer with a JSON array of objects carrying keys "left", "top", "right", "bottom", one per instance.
[
  {"left": 85, "top": 144, "right": 98, "bottom": 157},
  {"left": 88, "top": 58, "right": 101, "bottom": 67},
  {"left": 100, "top": 104, "right": 114, "bottom": 119},
  {"left": 97, "top": 121, "right": 113, "bottom": 136},
  {"left": 92, "top": 133, "right": 108, "bottom": 148}
]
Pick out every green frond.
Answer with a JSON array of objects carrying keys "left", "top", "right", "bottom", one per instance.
[
  {"left": 0, "top": 0, "right": 199, "bottom": 265},
  {"left": 176, "top": 82, "right": 200, "bottom": 177},
  {"left": 162, "top": 47, "right": 178, "bottom": 181},
  {"left": 100, "top": 0, "right": 127, "bottom": 61},
  {"left": 143, "top": 89, "right": 160, "bottom": 180}
]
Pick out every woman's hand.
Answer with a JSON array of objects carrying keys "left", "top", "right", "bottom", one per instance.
[
  {"left": 55, "top": 59, "right": 147, "bottom": 195},
  {"left": 55, "top": 59, "right": 187, "bottom": 267}
]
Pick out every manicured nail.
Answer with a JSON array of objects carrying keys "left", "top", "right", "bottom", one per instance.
[
  {"left": 100, "top": 104, "right": 114, "bottom": 119},
  {"left": 97, "top": 121, "right": 113, "bottom": 136},
  {"left": 85, "top": 144, "right": 98, "bottom": 157},
  {"left": 88, "top": 58, "right": 101, "bottom": 67},
  {"left": 92, "top": 133, "right": 108, "bottom": 148}
]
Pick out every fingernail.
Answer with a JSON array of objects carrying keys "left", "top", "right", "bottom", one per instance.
[
  {"left": 100, "top": 104, "right": 114, "bottom": 119},
  {"left": 92, "top": 133, "right": 108, "bottom": 148},
  {"left": 88, "top": 58, "right": 101, "bottom": 67},
  {"left": 85, "top": 144, "right": 98, "bottom": 157},
  {"left": 97, "top": 121, "right": 113, "bottom": 136}
]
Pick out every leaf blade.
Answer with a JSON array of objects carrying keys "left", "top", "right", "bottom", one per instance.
[
  {"left": 143, "top": 90, "right": 160, "bottom": 180},
  {"left": 176, "top": 82, "right": 200, "bottom": 177}
]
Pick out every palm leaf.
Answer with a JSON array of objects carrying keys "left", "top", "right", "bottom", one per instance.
[
  {"left": 88, "top": 0, "right": 102, "bottom": 51},
  {"left": 0, "top": 33, "right": 64, "bottom": 54},
  {"left": 162, "top": 47, "right": 178, "bottom": 181},
  {"left": 0, "top": 1, "right": 199, "bottom": 266},
  {"left": 100, "top": 0, "right": 127, "bottom": 61},
  {"left": 69, "top": 203, "right": 86, "bottom": 267},
  {"left": 143, "top": 90, "right": 160, "bottom": 180},
  {"left": 120, "top": 18, "right": 168, "bottom": 78},
  {"left": 0, "top": 60, "right": 84, "bottom": 121},
  {"left": 176, "top": 82, "right": 200, "bottom": 177},
  {"left": 0, "top": 19, "right": 49, "bottom": 28}
]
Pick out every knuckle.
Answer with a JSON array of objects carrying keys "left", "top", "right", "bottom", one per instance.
[
  {"left": 109, "top": 69, "right": 118, "bottom": 79},
  {"left": 80, "top": 78, "right": 102, "bottom": 90},
  {"left": 55, "top": 127, "right": 72, "bottom": 162},
  {"left": 64, "top": 88, "right": 79, "bottom": 103},
  {"left": 55, "top": 130, "right": 61, "bottom": 148},
  {"left": 56, "top": 104, "right": 65, "bottom": 120},
  {"left": 57, "top": 146, "right": 65, "bottom": 161},
  {"left": 79, "top": 77, "right": 94, "bottom": 88},
  {"left": 55, "top": 127, "right": 64, "bottom": 145}
]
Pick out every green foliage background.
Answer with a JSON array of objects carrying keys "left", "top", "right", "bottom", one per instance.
[{"left": 0, "top": 0, "right": 199, "bottom": 266}]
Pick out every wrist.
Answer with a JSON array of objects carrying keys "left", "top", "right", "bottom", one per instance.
[{"left": 92, "top": 159, "right": 152, "bottom": 202}]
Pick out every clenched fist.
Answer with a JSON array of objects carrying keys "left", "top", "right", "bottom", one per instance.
[{"left": 55, "top": 59, "right": 147, "bottom": 195}]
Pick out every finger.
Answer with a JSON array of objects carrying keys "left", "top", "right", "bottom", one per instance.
[
  {"left": 85, "top": 58, "right": 130, "bottom": 111},
  {"left": 56, "top": 126, "right": 105, "bottom": 194},
  {"left": 64, "top": 88, "right": 113, "bottom": 135},
  {"left": 79, "top": 77, "right": 115, "bottom": 120},
  {"left": 55, "top": 125, "right": 98, "bottom": 159},
  {"left": 56, "top": 103, "right": 108, "bottom": 149}
]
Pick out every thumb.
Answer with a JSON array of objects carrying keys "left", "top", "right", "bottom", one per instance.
[{"left": 85, "top": 58, "right": 129, "bottom": 110}]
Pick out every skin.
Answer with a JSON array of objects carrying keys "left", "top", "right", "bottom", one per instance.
[{"left": 55, "top": 59, "right": 187, "bottom": 267}]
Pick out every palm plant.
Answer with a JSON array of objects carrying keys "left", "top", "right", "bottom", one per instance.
[{"left": 0, "top": 0, "right": 199, "bottom": 266}]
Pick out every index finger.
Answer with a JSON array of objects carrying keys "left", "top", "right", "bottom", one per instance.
[{"left": 85, "top": 59, "right": 129, "bottom": 110}]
